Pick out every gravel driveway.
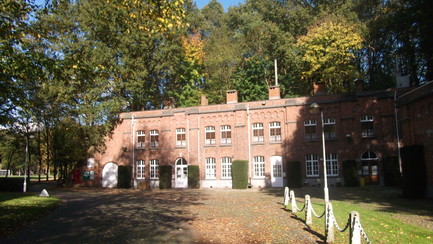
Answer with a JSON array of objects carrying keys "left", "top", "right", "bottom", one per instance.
[{"left": 1, "top": 186, "right": 321, "bottom": 244}]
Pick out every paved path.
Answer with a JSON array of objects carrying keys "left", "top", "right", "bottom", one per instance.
[{"left": 1, "top": 186, "right": 321, "bottom": 244}]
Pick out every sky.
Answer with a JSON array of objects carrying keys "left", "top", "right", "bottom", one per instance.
[{"left": 194, "top": 0, "right": 245, "bottom": 11}]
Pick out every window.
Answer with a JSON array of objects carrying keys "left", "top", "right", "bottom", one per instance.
[
  {"left": 324, "top": 118, "right": 336, "bottom": 140},
  {"left": 253, "top": 156, "right": 265, "bottom": 178},
  {"left": 205, "top": 157, "right": 216, "bottom": 179},
  {"left": 252, "top": 123, "right": 264, "bottom": 142},
  {"left": 220, "top": 125, "right": 232, "bottom": 144},
  {"left": 150, "top": 130, "right": 159, "bottom": 147},
  {"left": 306, "top": 154, "right": 319, "bottom": 177},
  {"left": 136, "top": 160, "right": 145, "bottom": 179},
  {"left": 136, "top": 131, "right": 145, "bottom": 148},
  {"left": 176, "top": 128, "right": 186, "bottom": 147},
  {"left": 221, "top": 157, "right": 232, "bottom": 179},
  {"left": 205, "top": 126, "right": 216, "bottom": 145},
  {"left": 326, "top": 153, "right": 339, "bottom": 176},
  {"left": 150, "top": 159, "right": 159, "bottom": 179},
  {"left": 360, "top": 115, "right": 375, "bottom": 137},
  {"left": 304, "top": 120, "right": 317, "bottom": 141},
  {"left": 269, "top": 122, "right": 282, "bottom": 141}
]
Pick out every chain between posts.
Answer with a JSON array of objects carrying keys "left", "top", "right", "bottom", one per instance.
[{"left": 283, "top": 187, "right": 371, "bottom": 244}]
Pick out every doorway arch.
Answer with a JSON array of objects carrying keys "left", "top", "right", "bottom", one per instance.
[
  {"left": 174, "top": 158, "right": 188, "bottom": 188},
  {"left": 361, "top": 151, "right": 379, "bottom": 185},
  {"left": 102, "top": 162, "right": 118, "bottom": 188}
]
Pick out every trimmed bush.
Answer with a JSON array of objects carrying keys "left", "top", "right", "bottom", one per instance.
[
  {"left": 117, "top": 165, "right": 131, "bottom": 188},
  {"left": 159, "top": 165, "right": 172, "bottom": 189},
  {"left": 0, "top": 178, "right": 30, "bottom": 192},
  {"left": 383, "top": 156, "right": 401, "bottom": 186},
  {"left": 401, "top": 145, "right": 426, "bottom": 198},
  {"left": 232, "top": 160, "right": 248, "bottom": 189},
  {"left": 343, "top": 160, "right": 359, "bottom": 187},
  {"left": 287, "top": 161, "right": 302, "bottom": 188},
  {"left": 188, "top": 165, "right": 200, "bottom": 188}
]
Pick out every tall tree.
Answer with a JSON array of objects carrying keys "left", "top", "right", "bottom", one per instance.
[{"left": 297, "top": 17, "right": 363, "bottom": 94}]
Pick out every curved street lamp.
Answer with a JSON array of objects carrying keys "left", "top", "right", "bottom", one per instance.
[{"left": 309, "top": 103, "right": 329, "bottom": 203}]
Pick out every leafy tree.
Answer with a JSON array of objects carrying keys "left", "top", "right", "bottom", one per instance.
[{"left": 297, "top": 17, "right": 363, "bottom": 94}]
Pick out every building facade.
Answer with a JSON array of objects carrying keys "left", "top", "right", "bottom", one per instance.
[{"left": 90, "top": 86, "right": 403, "bottom": 190}]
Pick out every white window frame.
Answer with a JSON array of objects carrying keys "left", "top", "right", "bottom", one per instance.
[
  {"left": 252, "top": 123, "right": 264, "bottom": 142},
  {"left": 253, "top": 156, "right": 265, "bottom": 178},
  {"left": 326, "top": 153, "right": 339, "bottom": 176},
  {"left": 306, "top": 154, "right": 319, "bottom": 177},
  {"left": 205, "top": 157, "right": 216, "bottom": 179},
  {"left": 136, "top": 160, "right": 145, "bottom": 179},
  {"left": 136, "top": 130, "right": 145, "bottom": 149},
  {"left": 221, "top": 157, "right": 232, "bottom": 179},
  {"left": 360, "top": 115, "right": 375, "bottom": 137},
  {"left": 150, "top": 130, "right": 159, "bottom": 148},
  {"left": 324, "top": 118, "right": 336, "bottom": 140},
  {"left": 205, "top": 126, "right": 216, "bottom": 145},
  {"left": 269, "top": 121, "right": 282, "bottom": 141},
  {"left": 304, "top": 120, "right": 318, "bottom": 141},
  {"left": 150, "top": 159, "right": 159, "bottom": 179},
  {"left": 176, "top": 128, "right": 186, "bottom": 147},
  {"left": 220, "top": 125, "right": 232, "bottom": 145}
]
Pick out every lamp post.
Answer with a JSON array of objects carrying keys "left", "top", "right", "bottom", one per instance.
[{"left": 309, "top": 103, "right": 329, "bottom": 203}]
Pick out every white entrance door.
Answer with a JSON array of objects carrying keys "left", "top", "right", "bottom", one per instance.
[
  {"left": 102, "top": 162, "right": 118, "bottom": 188},
  {"left": 271, "top": 156, "right": 284, "bottom": 187},
  {"left": 175, "top": 158, "right": 188, "bottom": 188}
]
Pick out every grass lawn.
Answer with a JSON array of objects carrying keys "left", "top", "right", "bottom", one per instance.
[
  {"left": 0, "top": 193, "right": 60, "bottom": 238},
  {"left": 287, "top": 187, "right": 433, "bottom": 243}
]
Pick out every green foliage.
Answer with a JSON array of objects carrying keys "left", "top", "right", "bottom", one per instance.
[
  {"left": 159, "top": 165, "right": 172, "bottom": 189},
  {"left": 0, "top": 193, "right": 60, "bottom": 237},
  {"left": 342, "top": 160, "right": 360, "bottom": 187},
  {"left": 231, "top": 160, "right": 248, "bottom": 189},
  {"left": 297, "top": 17, "right": 363, "bottom": 94},
  {"left": 287, "top": 161, "right": 302, "bottom": 188},
  {"left": 187, "top": 165, "right": 200, "bottom": 189},
  {"left": 117, "top": 165, "right": 131, "bottom": 188},
  {"left": 0, "top": 178, "right": 29, "bottom": 192}
]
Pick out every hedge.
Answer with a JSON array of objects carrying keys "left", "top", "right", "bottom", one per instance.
[
  {"left": 287, "top": 161, "right": 302, "bottom": 188},
  {"left": 232, "top": 160, "right": 248, "bottom": 189},
  {"left": 117, "top": 165, "right": 131, "bottom": 188},
  {"left": 0, "top": 178, "right": 30, "bottom": 192},
  {"left": 343, "top": 160, "right": 359, "bottom": 187},
  {"left": 188, "top": 165, "right": 200, "bottom": 188},
  {"left": 159, "top": 165, "right": 172, "bottom": 189}
]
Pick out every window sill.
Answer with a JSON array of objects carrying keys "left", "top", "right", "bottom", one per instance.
[
  {"left": 269, "top": 141, "right": 282, "bottom": 144},
  {"left": 219, "top": 144, "right": 232, "bottom": 147},
  {"left": 175, "top": 146, "right": 186, "bottom": 149},
  {"left": 204, "top": 145, "right": 216, "bottom": 148},
  {"left": 252, "top": 142, "right": 265, "bottom": 145}
]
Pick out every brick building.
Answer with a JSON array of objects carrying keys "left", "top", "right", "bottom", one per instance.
[
  {"left": 396, "top": 81, "right": 433, "bottom": 198},
  {"left": 91, "top": 85, "right": 404, "bottom": 190}
]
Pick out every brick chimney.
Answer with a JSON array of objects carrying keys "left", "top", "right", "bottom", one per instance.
[
  {"left": 226, "top": 90, "right": 238, "bottom": 104},
  {"left": 313, "top": 82, "right": 326, "bottom": 95},
  {"left": 268, "top": 86, "right": 280, "bottom": 100},
  {"left": 201, "top": 96, "right": 208, "bottom": 106}
]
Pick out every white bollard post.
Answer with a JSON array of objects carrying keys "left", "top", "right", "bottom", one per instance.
[
  {"left": 284, "top": 187, "right": 290, "bottom": 206},
  {"left": 305, "top": 195, "right": 312, "bottom": 225},
  {"left": 350, "top": 211, "right": 361, "bottom": 244},
  {"left": 325, "top": 202, "right": 335, "bottom": 243},
  {"left": 290, "top": 190, "right": 298, "bottom": 213}
]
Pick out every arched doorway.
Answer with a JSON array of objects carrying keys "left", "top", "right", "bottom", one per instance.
[
  {"left": 361, "top": 151, "right": 379, "bottom": 185},
  {"left": 102, "top": 162, "right": 118, "bottom": 188},
  {"left": 175, "top": 158, "right": 188, "bottom": 188}
]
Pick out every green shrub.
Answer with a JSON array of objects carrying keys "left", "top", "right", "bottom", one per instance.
[
  {"left": 287, "top": 161, "right": 302, "bottom": 188},
  {"left": 188, "top": 165, "right": 200, "bottom": 188},
  {"left": 0, "top": 178, "right": 30, "bottom": 192},
  {"left": 343, "top": 160, "right": 359, "bottom": 187},
  {"left": 159, "top": 165, "right": 172, "bottom": 189},
  {"left": 117, "top": 165, "right": 131, "bottom": 188},
  {"left": 232, "top": 160, "right": 248, "bottom": 189},
  {"left": 401, "top": 145, "right": 426, "bottom": 198}
]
